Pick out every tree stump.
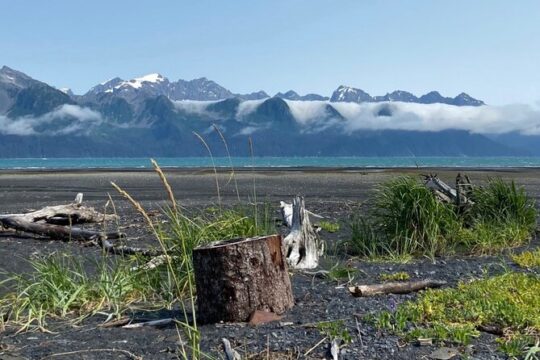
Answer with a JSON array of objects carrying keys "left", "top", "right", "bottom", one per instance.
[{"left": 192, "top": 234, "right": 294, "bottom": 324}]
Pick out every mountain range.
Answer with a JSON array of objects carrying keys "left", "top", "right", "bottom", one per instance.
[{"left": 0, "top": 65, "right": 538, "bottom": 158}]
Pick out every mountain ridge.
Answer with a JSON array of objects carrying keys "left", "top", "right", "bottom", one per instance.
[{"left": 2, "top": 65, "right": 537, "bottom": 159}]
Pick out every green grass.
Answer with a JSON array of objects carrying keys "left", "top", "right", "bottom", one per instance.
[
  {"left": 344, "top": 176, "right": 537, "bottom": 260},
  {"left": 316, "top": 320, "right": 352, "bottom": 343},
  {"left": 379, "top": 272, "right": 410, "bottom": 282},
  {"left": 319, "top": 220, "right": 340, "bottom": 233},
  {"left": 371, "top": 272, "right": 540, "bottom": 357},
  {"left": 512, "top": 248, "right": 540, "bottom": 269},
  {"left": 325, "top": 262, "right": 358, "bottom": 282},
  {"left": 0, "top": 254, "right": 166, "bottom": 331}
]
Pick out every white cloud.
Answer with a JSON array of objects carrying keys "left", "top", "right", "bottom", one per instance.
[
  {"left": 0, "top": 104, "right": 103, "bottom": 136},
  {"left": 329, "top": 101, "right": 540, "bottom": 135},
  {"left": 236, "top": 99, "right": 267, "bottom": 118},
  {"left": 173, "top": 100, "right": 218, "bottom": 117}
]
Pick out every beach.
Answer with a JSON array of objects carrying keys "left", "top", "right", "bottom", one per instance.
[{"left": 1, "top": 168, "right": 539, "bottom": 359}]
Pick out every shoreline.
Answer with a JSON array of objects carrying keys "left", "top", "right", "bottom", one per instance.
[{"left": 1, "top": 165, "right": 540, "bottom": 174}]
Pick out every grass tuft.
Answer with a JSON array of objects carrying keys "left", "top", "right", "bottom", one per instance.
[
  {"left": 512, "top": 248, "right": 540, "bottom": 269},
  {"left": 379, "top": 272, "right": 410, "bottom": 282},
  {"left": 371, "top": 272, "right": 540, "bottom": 357},
  {"left": 345, "top": 176, "right": 537, "bottom": 260},
  {"left": 0, "top": 254, "right": 165, "bottom": 331},
  {"left": 319, "top": 220, "right": 340, "bottom": 233}
]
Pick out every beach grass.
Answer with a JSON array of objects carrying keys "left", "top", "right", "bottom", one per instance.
[{"left": 344, "top": 175, "right": 537, "bottom": 260}]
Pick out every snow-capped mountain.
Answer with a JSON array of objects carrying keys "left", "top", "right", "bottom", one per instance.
[
  {"left": 275, "top": 90, "right": 329, "bottom": 101},
  {"left": 373, "top": 90, "right": 418, "bottom": 103},
  {"left": 85, "top": 74, "right": 233, "bottom": 102},
  {"left": 4, "top": 65, "right": 530, "bottom": 159},
  {"left": 330, "top": 85, "right": 373, "bottom": 103},
  {"left": 330, "top": 86, "right": 485, "bottom": 106}
]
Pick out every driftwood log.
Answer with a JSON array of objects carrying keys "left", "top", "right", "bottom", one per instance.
[
  {"left": 348, "top": 279, "right": 447, "bottom": 297},
  {"left": 423, "top": 173, "right": 474, "bottom": 209},
  {"left": 0, "top": 194, "right": 122, "bottom": 242},
  {"left": 192, "top": 234, "right": 294, "bottom": 324},
  {"left": 282, "top": 196, "right": 324, "bottom": 269}
]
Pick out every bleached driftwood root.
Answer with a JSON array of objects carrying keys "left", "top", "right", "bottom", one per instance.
[
  {"left": 283, "top": 196, "right": 324, "bottom": 269},
  {"left": 280, "top": 200, "right": 324, "bottom": 228},
  {"left": 348, "top": 279, "right": 447, "bottom": 297}
]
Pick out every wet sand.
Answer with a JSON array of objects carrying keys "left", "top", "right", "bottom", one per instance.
[{"left": 2, "top": 167, "right": 540, "bottom": 212}]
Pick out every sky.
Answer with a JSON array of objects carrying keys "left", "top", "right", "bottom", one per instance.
[{"left": 2, "top": 0, "right": 540, "bottom": 105}]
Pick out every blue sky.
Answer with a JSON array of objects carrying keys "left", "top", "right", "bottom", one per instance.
[{"left": 2, "top": 0, "right": 539, "bottom": 105}]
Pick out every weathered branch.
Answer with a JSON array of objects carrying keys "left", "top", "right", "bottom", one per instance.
[
  {"left": 0, "top": 216, "right": 123, "bottom": 242},
  {"left": 348, "top": 279, "right": 447, "bottom": 297}
]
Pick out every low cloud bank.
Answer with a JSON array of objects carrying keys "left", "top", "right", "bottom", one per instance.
[
  {"left": 286, "top": 100, "right": 540, "bottom": 135},
  {"left": 0, "top": 105, "right": 103, "bottom": 136},
  {"left": 175, "top": 98, "right": 540, "bottom": 135},
  {"left": 3, "top": 99, "right": 539, "bottom": 137}
]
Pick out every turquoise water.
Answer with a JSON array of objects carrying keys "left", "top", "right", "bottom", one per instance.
[{"left": 1, "top": 157, "right": 540, "bottom": 169}]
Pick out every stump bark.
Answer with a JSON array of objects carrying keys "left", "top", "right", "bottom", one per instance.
[{"left": 192, "top": 234, "right": 294, "bottom": 324}]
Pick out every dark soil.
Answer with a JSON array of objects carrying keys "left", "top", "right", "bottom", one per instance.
[{"left": 1, "top": 168, "right": 540, "bottom": 359}]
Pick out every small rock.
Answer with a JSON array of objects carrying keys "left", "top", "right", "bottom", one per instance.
[
  {"left": 429, "top": 347, "right": 460, "bottom": 360},
  {"left": 418, "top": 337, "right": 433, "bottom": 346},
  {"left": 248, "top": 310, "right": 282, "bottom": 326}
]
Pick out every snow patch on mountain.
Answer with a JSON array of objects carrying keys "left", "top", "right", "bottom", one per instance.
[{"left": 122, "top": 73, "right": 166, "bottom": 89}]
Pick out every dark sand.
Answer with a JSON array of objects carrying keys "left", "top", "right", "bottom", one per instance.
[{"left": 1, "top": 168, "right": 539, "bottom": 359}]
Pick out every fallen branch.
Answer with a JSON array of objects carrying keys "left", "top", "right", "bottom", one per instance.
[
  {"left": 222, "top": 338, "right": 241, "bottom": 360},
  {"left": 0, "top": 216, "right": 123, "bottom": 242},
  {"left": 122, "top": 318, "right": 175, "bottom": 329},
  {"left": 348, "top": 279, "right": 447, "bottom": 297},
  {"left": 0, "top": 194, "right": 116, "bottom": 225},
  {"left": 42, "top": 348, "right": 142, "bottom": 360}
]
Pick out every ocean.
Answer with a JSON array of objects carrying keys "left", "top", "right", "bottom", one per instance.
[{"left": 1, "top": 157, "right": 540, "bottom": 170}]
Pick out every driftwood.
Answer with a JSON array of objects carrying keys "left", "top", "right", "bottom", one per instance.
[
  {"left": 0, "top": 215, "right": 122, "bottom": 242},
  {"left": 280, "top": 200, "right": 324, "bottom": 228},
  {"left": 0, "top": 194, "right": 166, "bottom": 259},
  {"left": 348, "top": 279, "right": 447, "bottom": 297},
  {"left": 283, "top": 196, "right": 324, "bottom": 269},
  {"left": 0, "top": 193, "right": 116, "bottom": 225},
  {"left": 193, "top": 235, "right": 294, "bottom": 324},
  {"left": 423, "top": 173, "right": 473, "bottom": 209},
  {"left": 0, "top": 194, "right": 121, "bottom": 242},
  {"left": 222, "top": 338, "right": 241, "bottom": 360},
  {"left": 122, "top": 318, "right": 175, "bottom": 329}
]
